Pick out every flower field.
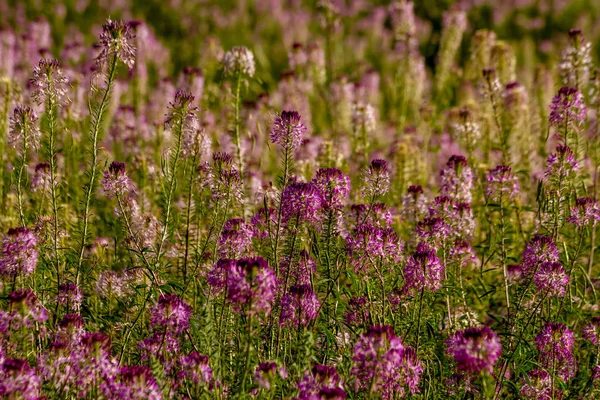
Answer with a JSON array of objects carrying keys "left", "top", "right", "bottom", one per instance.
[{"left": 1, "top": 0, "right": 600, "bottom": 398}]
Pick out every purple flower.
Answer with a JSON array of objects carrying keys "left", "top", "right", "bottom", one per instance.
[
  {"left": 297, "top": 364, "right": 345, "bottom": 400},
  {"left": 270, "top": 110, "right": 307, "bottom": 151},
  {"left": 254, "top": 361, "right": 287, "bottom": 390},
  {"left": 583, "top": 317, "right": 600, "bottom": 346},
  {"left": 346, "top": 224, "right": 403, "bottom": 274},
  {"left": 449, "top": 240, "right": 477, "bottom": 268},
  {"left": 102, "top": 161, "right": 133, "bottom": 198},
  {"left": 568, "top": 197, "right": 600, "bottom": 227},
  {"left": 440, "top": 155, "right": 473, "bottom": 203},
  {"left": 403, "top": 242, "right": 444, "bottom": 295},
  {"left": 279, "top": 250, "right": 315, "bottom": 286},
  {"left": 226, "top": 257, "right": 277, "bottom": 316},
  {"left": 218, "top": 218, "right": 254, "bottom": 258},
  {"left": 280, "top": 284, "right": 320, "bottom": 327},
  {"left": 57, "top": 283, "right": 83, "bottom": 312},
  {"left": 549, "top": 87, "right": 586, "bottom": 127},
  {"left": 113, "top": 366, "right": 162, "bottom": 399},
  {"left": 0, "top": 358, "right": 41, "bottom": 399},
  {"left": 30, "top": 58, "right": 70, "bottom": 105},
  {"left": 31, "top": 163, "right": 52, "bottom": 193},
  {"left": 351, "top": 326, "right": 422, "bottom": 399},
  {"left": 281, "top": 182, "right": 323, "bottom": 225},
  {"left": 446, "top": 326, "right": 502, "bottom": 374},
  {"left": 178, "top": 352, "right": 213, "bottom": 388},
  {"left": 401, "top": 185, "right": 428, "bottom": 223},
  {"left": 533, "top": 262, "right": 569, "bottom": 297},
  {"left": 486, "top": 164, "right": 519, "bottom": 202},
  {"left": 149, "top": 294, "right": 192, "bottom": 335},
  {"left": 361, "top": 159, "right": 390, "bottom": 198},
  {"left": 349, "top": 203, "right": 393, "bottom": 229},
  {"left": 535, "top": 322, "right": 576, "bottom": 381},
  {"left": 519, "top": 369, "right": 555, "bottom": 400},
  {"left": 96, "top": 19, "right": 136, "bottom": 69},
  {"left": 544, "top": 145, "right": 579, "bottom": 181},
  {"left": 522, "top": 235, "right": 559, "bottom": 277},
  {"left": 0, "top": 227, "right": 38, "bottom": 278},
  {"left": 416, "top": 217, "right": 452, "bottom": 247},
  {"left": 312, "top": 168, "right": 351, "bottom": 210},
  {"left": 8, "top": 106, "right": 40, "bottom": 156}
]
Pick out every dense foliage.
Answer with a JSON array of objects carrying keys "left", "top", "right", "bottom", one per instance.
[{"left": 2, "top": 0, "right": 600, "bottom": 398}]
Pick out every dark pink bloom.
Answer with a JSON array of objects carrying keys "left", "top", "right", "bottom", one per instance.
[{"left": 446, "top": 326, "right": 502, "bottom": 374}]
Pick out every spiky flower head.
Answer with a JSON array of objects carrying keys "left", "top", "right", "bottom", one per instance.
[
  {"left": 535, "top": 322, "right": 577, "bottom": 381},
  {"left": 403, "top": 242, "right": 444, "bottom": 295},
  {"left": 30, "top": 58, "right": 70, "bottom": 106},
  {"left": 346, "top": 224, "right": 403, "bottom": 274},
  {"left": 351, "top": 326, "right": 422, "bottom": 399},
  {"left": 440, "top": 155, "right": 473, "bottom": 203},
  {"left": 560, "top": 29, "right": 592, "bottom": 88},
  {"left": 521, "top": 235, "right": 559, "bottom": 277},
  {"left": 218, "top": 218, "right": 254, "bottom": 259},
  {"left": 270, "top": 110, "right": 307, "bottom": 152},
  {"left": 361, "top": 159, "right": 390, "bottom": 199},
  {"left": 96, "top": 19, "right": 136, "bottom": 69},
  {"left": 281, "top": 182, "right": 323, "bottom": 225},
  {"left": 446, "top": 326, "right": 502, "bottom": 375},
  {"left": 222, "top": 46, "right": 255, "bottom": 77},
  {"left": 312, "top": 168, "right": 351, "bottom": 210},
  {"left": 149, "top": 295, "right": 192, "bottom": 335},
  {"left": 549, "top": 87, "right": 586, "bottom": 127},
  {"left": 0, "top": 358, "right": 42, "bottom": 399},
  {"left": 583, "top": 317, "right": 600, "bottom": 346},
  {"left": 280, "top": 284, "right": 320, "bottom": 327},
  {"left": 486, "top": 164, "right": 519, "bottom": 202},
  {"left": 226, "top": 257, "right": 277, "bottom": 316},
  {"left": 102, "top": 161, "right": 133, "bottom": 198},
  {"left": 544, "top": 145, "right": 579, "bottom": 181},
  {"left": 0, "top": 227, "right": 38, "bottom": 278},
  {"left": 177, "top": 352, "right": 213, "bottom": 388},
  {"left": 31, "top": 163, "right": 52, "bottom": 193},
  {"left": 9, "top": 106, "right": 41, "bottom": 156},
  {"left": 297, "top": 364, "right": 346, "bottom": 399},
  {"left": 519, "top": 369, "right": 555, "bottom": 399},
  {"left": 568, "top": 197, "right": 600, "bottom": 227}
]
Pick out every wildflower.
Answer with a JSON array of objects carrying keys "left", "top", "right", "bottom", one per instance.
[
  {"left": 361, "top": 159, "right": 390, "bottom": 198},
  {"left": 165, "top": 90, "right": 199, "bottom": 144},
  {"left": 0, "top": 358, "right": 42, "bottom": 399},
  {"left": 222, "top": 46, "right": 255, "bottom": 77},
  {"left": 449, "top": 240, "right": 477, "bottom": 268},
  {"left": 583, "top": 317, "right": 600, "bottom": 346},
  {"left": 0, "top": 227, "right": 38, "bottom": 278},
  {"left": 548, "top": 87, "right": 587, "bottom": 127},
  {"left": 403, "top": 242, "right": 444, "bottom": 295},
  {"left": 351, "top": 326, "right": 422, "bottom": 399},
  {"left": 279, "top": 250, "right": 315, "bottom": 286},
  {"left": 280, "top": 284, "right": 320, "bottom": 327},
  {"left": 281, "top": 182, "right": 323, "bottom": 225},
  {"left": 567, "top": 197, "right": 600, "bottom": 227},
  {"left": 533, "top": 261, "right": 569, "bottom": 297},
  {"left": 312, "top": 168, "right": 351, "bottom": 210},
  {"left": 96, "top": 19, "right": 136, "bottom": 69},
  {"left": 254, "top": 361, "right": 287, "bottom": 390},
  {"left": 270, "top": 110, "right": 307, "bottom": 152},
  {"left": 102, "top": 161, "right": 133, "bottom": 198},
  {"left": 560, "top": 29, "right": 592, "bottom": 88},
  {"left": 416, "top": 217, "right": 453, "bottom": 247},
  {"left": 440, "top": 155, "right": 473, "bottom": 203},
  {"left": 31, "top": 162, "right": 52, "bottom": 193},
  {"left": 346, "top": 224, "right": 403, "bottom": 274},
  {"left": 95, "top": 270, "right": 135, "bottom": 299},
  {"left": 401, "top": 185, "right": 428, "bottom": 223},
  {"left": 521, "top": 235, "right": 559, "bottom": 277},
  {"left": 30, "top": 58, "right": 70, "bottom": 105},
  {"left": 9, "top": 106, "right": 41, "bottom": 155},
  {"left": 226, "top": 257, "right": 277, "bottom": 316},
  {"left": 149, "top": 294, "right": 192, "bottom": 335},
  {"left": 446, "top": 326, "right": 502, "bottom": 375},
  {"left": 217, "top": 218, "right": 253, "bottom": 259},
  {"left": 351, "top": 101, "right": 376, "bottom": 138},
  {"left": 486, "top": 164, "right": 519, "bottom": 202},
  {"left": 349, "top": 203, "right": 393, "bottom": 229},
  {"left": 5, "top": 289, "right": 48, "bottom": 326},
  {"left": 519, "top": 369, "right": 555, "bottom": 400},
  {"left": 297, "top": 364, "right": 345, "bottom": 400},
  {"left": 113, "top": 366, "right": 162, "bottom": 399},
  {"left": 57, "top": 283, "right": 83, "bottom": 312},
  {"left": 535, "top": 322, "right": 576, "bottom": 381},
  {"left": 178, "top": 353, "right": 213, "bottom": 388}
]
